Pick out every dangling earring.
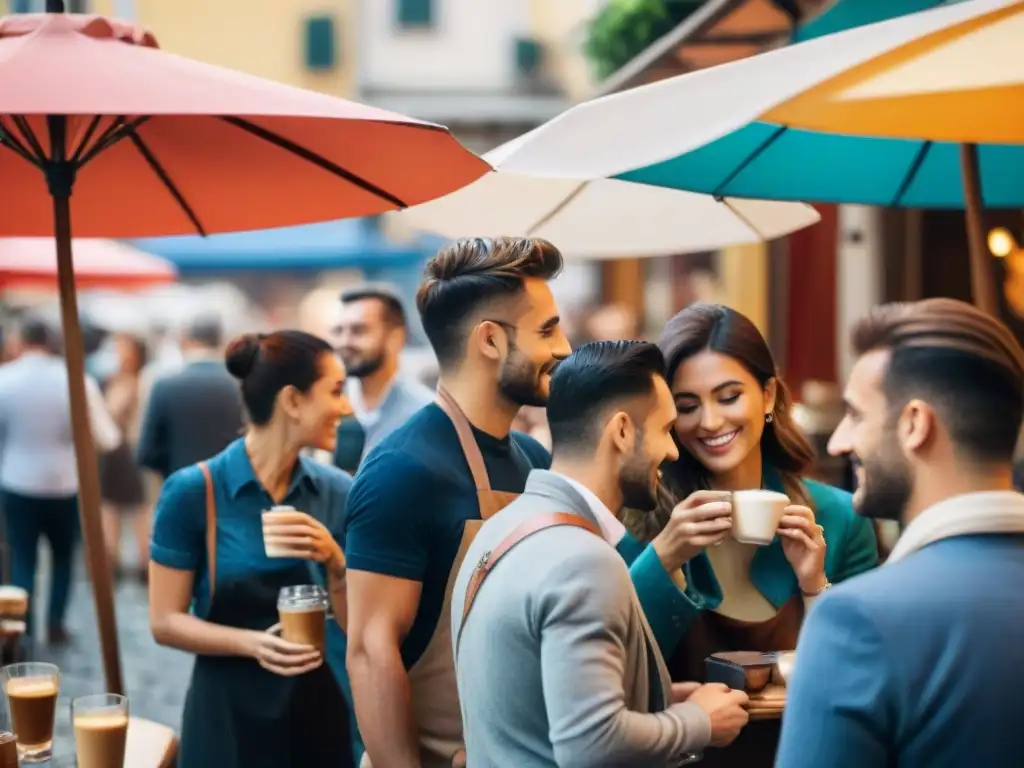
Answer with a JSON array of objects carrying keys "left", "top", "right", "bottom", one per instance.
[{"left": 765, "top": 413, "right": 774, "bottom": 424}]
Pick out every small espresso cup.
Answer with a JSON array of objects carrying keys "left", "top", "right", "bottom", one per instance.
[
  {"left": 277, "top": 585, "right": 329, "bottom": 653},
  {"left": 729, "top": 490, "right": 789, "bottom": 546},
  {"left": 262, "top": 505, "right": 301, "bottom": 558}
]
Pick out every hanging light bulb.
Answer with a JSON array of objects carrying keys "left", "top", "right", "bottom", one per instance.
[{"left": 988, "top": 227, "right": 1017, "bottom": 258}]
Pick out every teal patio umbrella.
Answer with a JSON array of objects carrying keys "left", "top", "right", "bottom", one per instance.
[{"left": 498, "top": 0, "right": 1013, "bottom": 312}]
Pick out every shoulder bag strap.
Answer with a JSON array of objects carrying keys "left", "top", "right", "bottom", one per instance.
[
  {"left": 455, "top": 512, "right": 602, "bottom": 656},
  {"left": 198, "top": 461, "right": 217, "bottom": 602}
]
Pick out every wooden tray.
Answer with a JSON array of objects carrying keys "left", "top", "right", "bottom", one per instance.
[{"left": 747, "top": 684, "right": 786, "bottom": 721}]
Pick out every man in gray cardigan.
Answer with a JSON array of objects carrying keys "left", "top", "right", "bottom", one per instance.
[{"left": 451, "top": 341, "right": 749, "bottom": 767}]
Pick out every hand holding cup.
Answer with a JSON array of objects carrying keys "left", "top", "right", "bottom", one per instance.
[
  {"left": 652, "top": 490, "right": 733, "bottom": 572},
  {"left": 248, "top": 624, "right": 322, "bottom": 677},
  {"left": 262, "top": 508, "right": 344, "bottom": 568}
]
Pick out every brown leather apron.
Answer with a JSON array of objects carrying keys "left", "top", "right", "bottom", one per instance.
[
  {"left": 666, "top": 596, "right": 804, "bottom": 768},
  {"left": 360, "top": 386, "right": 519, "bottom": 768}
]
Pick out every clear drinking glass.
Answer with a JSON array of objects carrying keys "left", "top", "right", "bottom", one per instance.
[
  {"left": 1, "top": 661, "right": 60, "bottom": 763},
  {"left": 0, "top": 690, "right": 17, "bottom": 768},
  {"left": 277, "top": 585, "right": 329, "bottom": 652},
  {"left": 72, "top": 693, "right": 129, "bottom": 768}
]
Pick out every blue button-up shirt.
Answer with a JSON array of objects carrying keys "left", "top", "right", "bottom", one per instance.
[{"left": 150, "top": 437, "right": 351, "bottom": 618}]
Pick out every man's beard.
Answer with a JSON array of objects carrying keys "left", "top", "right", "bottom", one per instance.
[
  {"left": 498, "top": 345, "right": 550, "bottom": 408},
  {"left": 620, "top": 435, "right": 659, "bottom": 512},
  {"left": 855, "top": 437, "right": 912, "bottom": 522},
  {"left": 340, "top": 350, "right": 384, "bottom": 379}
]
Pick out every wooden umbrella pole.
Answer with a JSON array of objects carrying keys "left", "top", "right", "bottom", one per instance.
[
  {"left": 959, "top": 143, "right": 999, "bottom": 315},
  {"left": 48, "top": 114, "right": 124, "bottom": 696}
]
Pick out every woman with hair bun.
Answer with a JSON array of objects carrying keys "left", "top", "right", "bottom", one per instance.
[
  {"left": 627, "top": 304, "right": 879, "bottom": 767},
  {"left": 148, "top": 330, "right": 354, "bottom": 768}
]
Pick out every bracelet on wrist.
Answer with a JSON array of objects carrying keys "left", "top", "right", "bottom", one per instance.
[{"left": 800, "top": 579, "right": 831, "bottom": 597}]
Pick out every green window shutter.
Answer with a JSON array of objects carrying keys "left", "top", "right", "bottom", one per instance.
[
  {"left": 397, "top": 0, "right": 434, "bottom": 28},
  {"left": 304, "top": 15, "right": 336, "bottom": 71},
  {"left": 515, "top": 38, "right": 542, "bottom": 75}
]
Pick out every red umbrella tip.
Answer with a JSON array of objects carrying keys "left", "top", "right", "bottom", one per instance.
[{"left": 0, "top": 13, "right": 158, "bottom": 49}]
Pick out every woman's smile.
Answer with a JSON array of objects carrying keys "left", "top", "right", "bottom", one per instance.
[{"left": 697, "top": 429, "right": 741, "bottom": 455}]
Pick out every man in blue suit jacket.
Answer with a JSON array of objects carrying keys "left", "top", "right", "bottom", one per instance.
[{"left": 777, "top": 298, "right": 1024, "bottom": 768}]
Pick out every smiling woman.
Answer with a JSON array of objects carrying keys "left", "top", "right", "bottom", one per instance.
[
  {"left": 147, "top": 329, "right": 356, "bottom": 768},
  {"left": 622, "top": 302, "right": 879, "bottom": 768}
]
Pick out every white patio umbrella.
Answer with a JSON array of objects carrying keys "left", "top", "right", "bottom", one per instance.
[{"left": 399, "top": 130, "right": 821, "bottom": 258}]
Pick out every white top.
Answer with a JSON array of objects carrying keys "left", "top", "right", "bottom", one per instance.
[
  {"left": 559, "top": 473, "right": 627, "bottom": 547},
  {"left": 0, "top": 351, "right": 121, "bottom": 497}
]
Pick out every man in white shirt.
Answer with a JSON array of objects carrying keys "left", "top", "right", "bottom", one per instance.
[{"left": 0, "top": 317, "right": 120, "bottom": 644}]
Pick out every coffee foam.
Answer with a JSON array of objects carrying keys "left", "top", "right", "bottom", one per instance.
[
  {"left": 279, "top": 597, "right": 326, "bottom": 612},
  {"left": 6, "top": 677, "right": 57, "bottom": 697},
  {"left": 74, "top": 711, "right": 128, "bottom": 730}
]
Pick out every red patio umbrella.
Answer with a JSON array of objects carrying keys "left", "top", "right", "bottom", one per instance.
[
  {"left": 0, "top": 1, "right": 489, "bottom": 695},
  {"left": 0, "top": 238, "right": 176, "bottom": 290}
]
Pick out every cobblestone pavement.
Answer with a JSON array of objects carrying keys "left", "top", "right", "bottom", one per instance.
[{"left": 28, "top": 553, "right": 191, "bottom": 754}]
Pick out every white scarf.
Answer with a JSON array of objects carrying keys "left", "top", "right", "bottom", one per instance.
[{"left": 887, "top": 491, "right": 1024, "bottom": 564}]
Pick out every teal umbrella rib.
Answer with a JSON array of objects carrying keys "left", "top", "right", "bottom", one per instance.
[{"left": 891, "top": 141, "right": 932, "bottom": 208}]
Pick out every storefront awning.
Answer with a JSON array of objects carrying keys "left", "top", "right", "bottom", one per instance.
[{"left": 130, "top": 218, "right": 432, "bottom": 273}]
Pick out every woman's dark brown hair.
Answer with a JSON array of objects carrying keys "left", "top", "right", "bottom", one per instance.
[
  {"left": 625, "top": 303, "right": 815, "bottom": 542},
  {"left": 225, "top": 330, "right": 333, "bottom": 427}
]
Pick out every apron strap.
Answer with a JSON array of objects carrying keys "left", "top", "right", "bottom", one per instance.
[
  {"left": 435, "top": 384, "right": 493, "bottom": 494},
  {"left": 455, "top": 512, "right": 601, "bottom": 656},
  {"left": 199, "top": 461, "right": 217, "bottom": 603}
]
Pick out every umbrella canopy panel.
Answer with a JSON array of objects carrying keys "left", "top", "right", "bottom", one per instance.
[
  {"left": 618, "top": 128, "right": 1024, "bottom": 208},
  {"left": 0, "top": 237, "right": 176, "bottom": 289},
  {"left": 0, "top": 14, "right": 489, "bottom": 238},
  {"left": 765, "top": 0, "right": 1024, "bottom": 143},
  {"left": 399, "top": 170, "right": 821, "bottom": 259}
]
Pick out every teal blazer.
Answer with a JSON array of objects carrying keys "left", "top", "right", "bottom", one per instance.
[{"left": 620, "top": 468, "right": 879, "bottom": 656}]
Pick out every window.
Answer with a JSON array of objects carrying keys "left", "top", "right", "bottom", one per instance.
[
  {"left": 396, "top": 0, "right": 434, "bottom": 29},
  {"left": 304, "top": 15, "right": 337, "bottom": 71}
]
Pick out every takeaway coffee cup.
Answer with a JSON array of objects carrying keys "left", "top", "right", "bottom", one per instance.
[
  {"left": 263, "top": 505, "right": 302, "bottom": 558},
  {"left": 730, "top": 490, "right": 789, "bottom": 546}
]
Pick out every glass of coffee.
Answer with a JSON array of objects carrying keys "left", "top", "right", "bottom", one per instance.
[
  {"left": 277, "top": 584, "right": 328, "bottom": 654},
  {"left": 0, "top": 691, "right": 17, "bottom": 768},
  {"left": 72, "top": 693, "right": 129, "bottom": 768},
  {"left": 1, "top": 661, "right": 59, "bottom": 763}
]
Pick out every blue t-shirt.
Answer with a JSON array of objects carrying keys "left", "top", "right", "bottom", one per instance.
[{"left": 343, "top": 403, "right": 550, "bottom": 668}]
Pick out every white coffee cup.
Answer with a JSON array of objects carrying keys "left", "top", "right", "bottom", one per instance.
[
  {"left": 730, "top": 490, "right": 789, "bottom": 546},
  {"left": 263, "top": 505, "right": 300, "bottom": 558}
]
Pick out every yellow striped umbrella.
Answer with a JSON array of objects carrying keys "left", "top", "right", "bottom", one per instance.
[{"left": 763, "top": 0, "right": 1024, "bottom": 313}]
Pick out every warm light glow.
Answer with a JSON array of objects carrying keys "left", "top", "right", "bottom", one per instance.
[{"left": 988, "top": 227, "right": 1017, "bottom": 258}]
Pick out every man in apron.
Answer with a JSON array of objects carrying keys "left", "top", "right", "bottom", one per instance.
[
  {"left": 344, "top": 237, "right": 710, "bottom": 767},
  {"left": 344, "top": 237, "right": 569, "bottom": 767}
]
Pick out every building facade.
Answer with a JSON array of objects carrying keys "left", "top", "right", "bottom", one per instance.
[
  {"left": 354, "top": 0, "right": 599, "bottom": 151},
  {"left": 89, "top": 0, "right": 359, "bottom": 97}
]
